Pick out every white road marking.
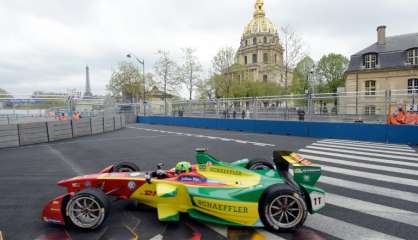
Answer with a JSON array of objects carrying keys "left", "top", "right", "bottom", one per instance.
[
  {"left": 312, "top": 142, "right": 418, "bottom": 156},
  {"left": 305, "top": 214, "right": 404, "bottom": 240},
  {"left": 321, "top": 139, "right": 412, "bottom": 150},
  {"left": 327, "top": 193, "right": 418, "bottom": 227},
  {"left": 149, "top": 234, "right": 163, "bottom": 240},
  {"left": 47, "top": 145, "right": 84, "bottom": 175},
  {"left": 319, "top": 176, "right": 418, "bottom": 203},
  {"left": 219, "top": 138, "right": 233, "bottom": 141},
  {"left": 129, "top": 126, "right": 275, "bottom": 148},
  {"left": 316, "top": 140, "right": 416, "bottom": 152},
  {"left": 301, "top": 154, "right": 418, "bottom": 176},
  {"left": 299, "top": 149, "right": 418, "bottom": 167},
  {"left": 305, "top": 145, "right": 418, "bottom": 161},
  {"left": 321, "top": 165, "right": 418, "bottom": 187}
]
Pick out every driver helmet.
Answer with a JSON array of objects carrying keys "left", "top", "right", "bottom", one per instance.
[{"left": 175, "top": 161, "right": 192, "bottom": 174}]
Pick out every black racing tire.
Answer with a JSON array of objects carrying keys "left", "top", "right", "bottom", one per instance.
[
  {"left": 113, "top": 162, "right": 140, "bottom": 173},
  {"left": 65, "top": 189, "right": 110, "bottom": 230},
  {"left": 246, "top": 158, "right": 275, "bottom": 170},
  {"left": 259, "top": 185, "right": 307, "bottom": 232}
]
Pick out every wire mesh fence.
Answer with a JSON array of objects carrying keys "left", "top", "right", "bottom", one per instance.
[{"left": 161, "top": 89, "right": 418, "bottom": 124}]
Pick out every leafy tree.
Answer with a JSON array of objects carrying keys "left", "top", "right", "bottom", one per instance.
[
  {"left": 107, "top": 62, "right": 143, "bottom": 103},
  {"left": 212, "top": 47, "right": 236, "bottom": 99},
  {"left": 154, "top": 50, "right": 178, "bottom": 114},
  {"left": 316, "top": 53, "right": 349, "bottom": 93},
  {"left": 290, "top": 56, "right": 315, "bottom": 94},
  {"left": 280, "top": 25, "right": 306, "bottom": 93},
  {"left": 196, "top": 69, "right": 217, "bottom": 100},
  {"left": 177, "top": 48, "right": 202, "bottom": 100}
]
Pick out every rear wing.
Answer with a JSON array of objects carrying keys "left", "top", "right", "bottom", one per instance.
[
  {"left": 195, "top": 148, "right": 222, "bottom": 165},
  {"left": 273, "top": 150, "right": 321, "bottom": 186}
]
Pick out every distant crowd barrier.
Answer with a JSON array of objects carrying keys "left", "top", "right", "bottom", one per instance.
[
  {"left": 138, "top": 116, "right": 418, "bottom": 145},
  {"left": 0, "top": 114, "right": 127, "bottom": 149}
]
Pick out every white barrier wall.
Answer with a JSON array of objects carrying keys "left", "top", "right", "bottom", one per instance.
[
  {"left": 18, "top": 122, "right": 49, "bottom": 146},
  {"left": 0, "top": 114, "right": 126, "bottom": 149},
  {"left": 91, "top": 117, "right": 104, "bottom": 135},
  {"left": 114, "top": 115, "right": 122, "bottom": 130},
  {"left": 47, "top": 121, "right": 73, "bottom": 142},
  {"left": 121, "top": 115, "right": 127, "bottom": 128},
  {"left": 104, "top": 117, "right": 115, "bottom": 132},
  {"left": 72, "top": 118, "right": 92, "bottom": 137},
  {"left": 0, "top": 124, "right": 19, "bottom": 148}
]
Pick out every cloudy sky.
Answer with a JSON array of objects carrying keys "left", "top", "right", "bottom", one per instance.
[{"left": 0, "top": 0, "right": 416, "bottom": 96}]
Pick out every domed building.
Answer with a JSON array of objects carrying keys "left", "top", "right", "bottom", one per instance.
[{"left": 227, "top": 0, "right": 291, "bottom": 89}]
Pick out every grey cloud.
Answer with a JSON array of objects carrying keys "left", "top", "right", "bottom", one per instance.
[{"left": 0, "top": 0, "right": 417, "bottom": 95}]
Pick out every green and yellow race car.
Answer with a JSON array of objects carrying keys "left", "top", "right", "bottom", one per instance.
[{"left": 42, "top": 149, "right": 325, "bottom": 232}]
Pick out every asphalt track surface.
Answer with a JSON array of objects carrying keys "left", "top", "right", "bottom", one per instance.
[{"left": 0, "top": 123, "right": 417, "bottom": 240}]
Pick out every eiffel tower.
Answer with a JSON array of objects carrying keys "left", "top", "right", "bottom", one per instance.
[{"left": 84, "top": 65, "right": 93, "bottom": 98}]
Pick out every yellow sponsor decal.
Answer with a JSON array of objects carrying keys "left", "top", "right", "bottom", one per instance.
[
  {"left": 197, "top": 165, "right": 261, "bottom": 187},
  {"left": 196, "top": 199, "right": 248, "bottom": 214},
  {"left": 207, "top": 166, "right": 242, "bottom": 175},
  {"left": 193, "top": 197, "right": 259, "bottom": 225}
]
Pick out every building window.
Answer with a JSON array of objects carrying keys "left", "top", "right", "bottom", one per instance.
[
  {"left": 263, "top": 36, "right": 267, "bottom": 43},
  {"left": 252, "top": 54, "right": 257, "bottom": 64},
  {"left": 274, "top": 54, "right": 277, "bottom": 64},
  {"left": 365, "top": 80, "right": 376, "bottom": 95},
  {"left": 263, "top": 75, "right": 268, "bottom": 82},
  {"left": 244, "top": 56, "right": 248, "bottom": 65},
  {"left": 407, "top": 48, "right": 418, "bottom": 65},
  {"left": 263, "top": 53, "right": 268, "bottom": 63},
  {"left": 408, "top": 79, "right": 418, "bottom": 94},
  {"left": 253, "top": 37, "right": 257, "bottom": 45},
  {"left": 363, "top": 53, "right": 378, "bottom": 69},
  {"left": 365, "top": 105, "right": 376, "bottom": 116},
  {"left": 245, "top": 40, "right": 248, "bottom": 47}
]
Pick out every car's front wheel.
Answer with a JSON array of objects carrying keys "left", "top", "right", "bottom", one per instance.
[
  {"left": 259, "top": 186, "right": 307, "bottom": 232},
  {"left": 65, "top": 189, "right": 109, "bottom": 230}
]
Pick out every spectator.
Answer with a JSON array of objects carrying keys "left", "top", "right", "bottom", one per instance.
[
  {"left": 297, "top": 108, "right": 305, "bottom": 121},
  {"left": 232, "top": 110, "right": 237, "bottom": 119},
  {"left": 241, "top": 110, "right": 246, "bottom": 119},
  {"left": 395, "top": 106, "right": 406, "bottom": 124},
  {"left": 323, "top": 103, "right": 328, "bottom": 114}
]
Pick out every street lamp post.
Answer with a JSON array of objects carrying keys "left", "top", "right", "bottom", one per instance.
[{"left": 126, "top": 54, "right": 146, "bottom": 116}]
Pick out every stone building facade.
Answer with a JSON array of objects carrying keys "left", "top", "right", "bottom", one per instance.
[
  {"left": 343, "top": 26, "right": 418, "bottom": 115},
  {"left": 227, "top": 0, "right": 290, "bottom": 87}
]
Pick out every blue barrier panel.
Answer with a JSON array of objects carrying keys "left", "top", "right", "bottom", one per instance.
[
  {"left": 258, "top": 120, "right": 309, "bottom": 136},
  {"left": 137, "top": 116, "right": 418, "bottom": 144},
  {"left": 307, "top": 122, "right": 387, "bottom": 143},
  {"left": 387, "top": 125, "right": 418, "bottom": 144}
]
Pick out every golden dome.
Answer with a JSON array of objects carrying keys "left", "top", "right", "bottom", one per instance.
[{"left": 244, "top": 0, "right": 277, "bottom": 35}]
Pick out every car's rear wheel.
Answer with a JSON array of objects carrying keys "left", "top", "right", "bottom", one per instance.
[
  {"left": 259, "top": 186, "right": 307, "bottom": 232},
  {"left": 114, "top": 162, "right": 140, "bottom": 172},
  {"left": 66, "top": 189, "right": 109, "bottom": 230},
  {"left": 247, "top": 158, "right": 275, "bottom": 170}
]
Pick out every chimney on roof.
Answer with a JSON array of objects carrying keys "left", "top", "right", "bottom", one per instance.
[{"left": 377, "top": 25, "right": 386, "bottom": 45}]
